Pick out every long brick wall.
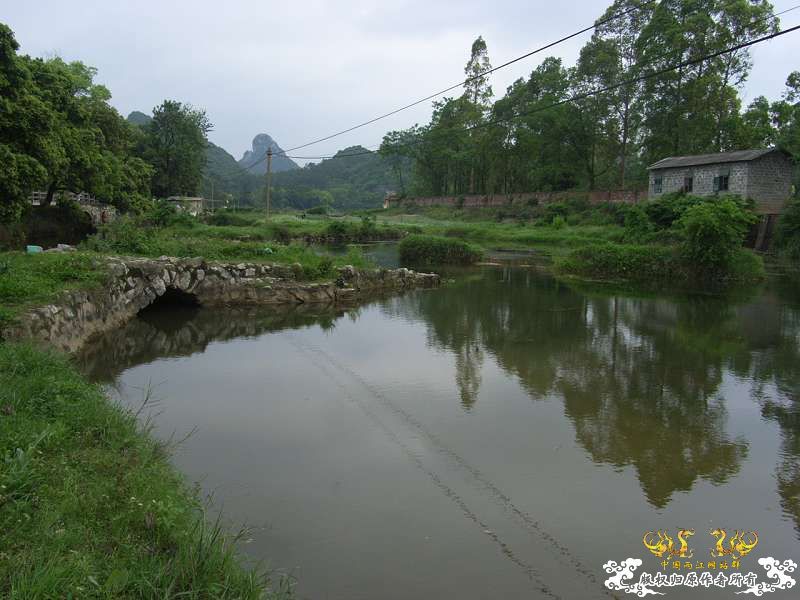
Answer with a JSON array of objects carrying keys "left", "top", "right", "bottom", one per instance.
[{"left": 384, "top": 190, "right": 647, "bottom": 209}]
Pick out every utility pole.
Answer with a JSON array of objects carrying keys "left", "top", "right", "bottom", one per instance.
[
  {"left": 265, "top": 147, "right": 273, "bottom": 221},
  {"left": 211, "top": 179, "right": 215, "bottom": 212}
]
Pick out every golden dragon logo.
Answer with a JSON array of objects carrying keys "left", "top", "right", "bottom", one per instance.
[
  {"left": 642, "top": 529, "right": 695, "bottom": 559},
  {"left": 709, "top": 529, "right": 758, "bottom": 559}
]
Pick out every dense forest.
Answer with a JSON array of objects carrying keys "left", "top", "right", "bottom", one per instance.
[
  {"left": 3, "top": 0, "right": 800, "bottom": 221},
  {"left": 380, "top": 0, "right": 800, "bottom": 197},
  {"left": 0, "top": 22, "right": 212, "bottom": 224},
  {"left": 198, "top": 142, "right": 403, "bottom": 211}
]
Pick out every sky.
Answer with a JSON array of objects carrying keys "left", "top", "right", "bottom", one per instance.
[{"left": 2, "top": 0, "right": 799, "bottom": 166}]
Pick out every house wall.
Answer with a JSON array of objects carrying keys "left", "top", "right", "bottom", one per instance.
[
  {"left": 744, "top": 152, "right": 793, "bottom": 214},
  {"left": 648, "top": 163, "right": 748, "bottom": 198},
  {"left": 648, "top": 152, "right": 794, "bottom": 214}
]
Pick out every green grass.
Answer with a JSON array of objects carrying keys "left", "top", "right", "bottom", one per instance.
[
  {"left": 81, "top": 219, "right": 375, "bottom": 281},
  {"left": 0, "top": 343, "right": 292, "bottom": 599},
  {"left": 555, "top": 243, "right": 765, "bottom": 284},
  {"left": 398, "top": 234, "right": 483, "bottom": 266},
  {"left": 0, "top": 252, "right": 108, "bottom": 327}
]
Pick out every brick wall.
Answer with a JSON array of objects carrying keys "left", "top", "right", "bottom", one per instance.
[
  {"left": 384, "top": 190, "right": 647, "bottom": 209},
  {"left": 745, "top": 153, "right": 794, "bottom": 214}
]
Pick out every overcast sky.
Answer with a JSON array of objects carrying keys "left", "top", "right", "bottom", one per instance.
[{"left": 3, "top": 0, "right": 798, "bottom": 165}]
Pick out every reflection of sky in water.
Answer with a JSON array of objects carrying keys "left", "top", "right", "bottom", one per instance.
[{"left": 78, "top": 267, "right": 800, "bottom": 600}]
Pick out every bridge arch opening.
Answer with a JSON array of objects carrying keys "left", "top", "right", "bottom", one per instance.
[{"left": 138, "top": 286, "right": 200, "bottom": 316}]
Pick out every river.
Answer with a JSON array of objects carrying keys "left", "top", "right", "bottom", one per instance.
[{"left": 76, "top": 253, "right": 800, "bottom": 599}]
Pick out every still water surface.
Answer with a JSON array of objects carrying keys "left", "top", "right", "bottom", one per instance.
[{"left": 77, "top": 262, "right": 800, "bottom": 599}]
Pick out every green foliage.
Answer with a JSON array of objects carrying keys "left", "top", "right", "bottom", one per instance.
[
  {"left": 557, "top": 242, "right": 681, "bottom": 281},
  {"left": 204, "top": 210, "right": 254, "bottom": 227},
  {"left": 0, "top": 343, "right": 290, "bottom": 598},
  {"left": 774, "top": 198, "right": 800, "bottom": 259},
  {"left": 623, "top": 205, "right": 655, "bottom": 242},
  {"left": 678, "top": 198, "right": 757, "bottom": 271},
  {"left": 143, "top": 100, "right": 212, "bottom": 198},
  {"left": 398, "top": 234, "right": 483, "bottom": 266},
  {"left": 557, "top": 241, "right": 764, "bottom": 283}
]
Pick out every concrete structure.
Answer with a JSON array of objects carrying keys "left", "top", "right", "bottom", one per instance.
[
  {"left": 647, "top": 148, "right": 794, "bottom": 214},
  {"left": 166, "top": 196, "right": 205, "bottom": 216}
]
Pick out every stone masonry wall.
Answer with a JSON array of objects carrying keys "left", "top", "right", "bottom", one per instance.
[
  {"left": 648, "top": 153, "right": 793, "bottom": 214},
  {"left": 2, "top": 257, "right": 440, "bottom": 353},
  {"left": 745, "top": 152, "right": 794, "bottom": 214}
]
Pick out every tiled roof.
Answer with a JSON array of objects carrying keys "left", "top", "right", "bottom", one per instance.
[{"left": 648, "top": 148, "right": 780, "bottom": 170}]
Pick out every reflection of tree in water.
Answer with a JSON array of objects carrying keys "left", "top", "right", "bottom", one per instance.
[
  {"left": 558, "top": 295, "right": 748, "bottom": 508},
  {"left": 729, "top": 281, "right": 800, "bottom": 534},
  {"left": 455, "top": 343, "right": 483, "bottom": 410},
  {"left": 387, "top": 268, "right": 755, "bottom": 508}
]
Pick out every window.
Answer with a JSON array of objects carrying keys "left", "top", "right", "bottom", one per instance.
[
  {"left": 714, "top": 168, "right": 730, "bottom": 193},
  {"left": 653, "top": 176, "right": 663, "bottom": 194},
  {"left": 683, "top": 176, "right": 693, "bottom": 193}
]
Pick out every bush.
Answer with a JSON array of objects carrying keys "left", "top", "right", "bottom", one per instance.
[
  {"left": 205, "top": 211, "right": 254, "bottom": 227},
  {"left": 398, "top": 234, "right": 483, "bottom": 265},
  {"left": 774, "top": 198, "right": 800, "bottom": 259},
  {"left": 678, "top": 198, "right": 756, "bottom": 271},
  {"left": 557, "top": 242, "right": 681, "bottom": 281},
  {"left": 325, "top": 220, "right": 350, "bottom": 242},
  {"left": 623, "top": 205, "right": 655, "bottom": 243},
  {"left": 306, "top": 205, "right": 328, "bottom": 215},
  {"left": 551, "top": 215, "right": 567, "bottom": 229}
]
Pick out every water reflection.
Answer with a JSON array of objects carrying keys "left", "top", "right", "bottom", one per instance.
[
  {"left": 386, "top": 267, "right": 800, "bottom": 514},
  {"left": 78, "top": 265, "right": 800, "bottom": 537},
  {"left": 77, "top": 304, "right": 349, "bottom": 382}
]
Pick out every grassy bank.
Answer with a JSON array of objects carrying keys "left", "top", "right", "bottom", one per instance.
[
  {"left": 372, "top": 194, "right": 767, "bottom": 284},
  {"left": 0, "top": 252, "right": 108, "bottom": 328},
  {"left": 0, "top": 343, "right": 291, "bottom": 598},
  {"left": 398, "top": 234, "right": 483, "bottom": 266},
  {"left": 555, "top": 243, "right": 764, "bottom": 284}
]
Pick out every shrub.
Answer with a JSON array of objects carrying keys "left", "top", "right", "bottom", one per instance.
[
  {"left": 678, "top": 198, "right": 756, "bottom": 271},
  {"left": 325, "top": 220, "right": 350, "bottom": 242},
  {"left": 306, "top": 205, "right": 328, "bottom": 215},
  {"left": 552, "top": 215, "right": 567, "bottom": 229},
  {"left": 774, "top": 198, "right": 800, "bottom": 259},
  {"left": 398, "top": 234, "right": 483, "bottom": 265},
  {"left": 269, "top": 223, "right": 292, "bottom": 244},
  {"left": 205, "top": 211, "right": 253, "bottom": 227},
  {"left": 557, "top": 242, "right": 680, "bottom": 281},
  {"left": 623, "top": 205, "right": 655, "bottom": 242}
]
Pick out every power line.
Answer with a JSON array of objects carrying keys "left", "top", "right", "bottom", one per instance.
[
  {"left": 279, "top": 0, "right": 659, "bottom": 155},
  {"left": 280, "top": 13, "right": 799, "bottom": 162},
  {"left": 217, "top": 2, "right": 795, "bottom": 175}
]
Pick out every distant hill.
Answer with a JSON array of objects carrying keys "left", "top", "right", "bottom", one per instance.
[
  {"left": 271, "top": 146, "right": 404, "bottom": 210},
  {"left": 239, "top": 134, "right": 299, "bottom": 174},
  {"left": 126, "top": 111, "right": 152, "bottom": 127},
  {"left": 201, "top": 142, "right": 261, "bottom": 206},
  {"left": 126, "top": 110, "right": 402, "bottom": 210}
]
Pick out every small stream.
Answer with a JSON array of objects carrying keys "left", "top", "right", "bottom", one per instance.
[{"left": 76, "top": 254, "right": 800, "bottom": 599}]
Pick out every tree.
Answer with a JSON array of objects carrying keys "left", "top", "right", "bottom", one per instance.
[
  {"left": 0, "top": 24, "right": 47, "bottom": 222},
  {"left": 593, "top": 0, "right": 655, "bottom": 187},
  {"left": 143, "top": 100, "right": 212, "bottom": 198}
]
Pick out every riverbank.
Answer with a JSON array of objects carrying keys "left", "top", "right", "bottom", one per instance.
[
  {"left": 369, "top": 195, "right": 767, "bottom": 284},
  {"left": 0, "top": 342, "right": 292, "bottom": 598},
  {"left": 0, "top": 247, "right": 439, "bottom": 598},
  {"left": 1, "top": 254, "right": 439, "bottom": 352}
]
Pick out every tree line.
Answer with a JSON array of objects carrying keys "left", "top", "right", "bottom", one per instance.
[
  {"left": 0, "top": 23, "right": 211, "bottom": 224},
  {"left": 380, "top": 0, "right": 800, "bottom": 197}
]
